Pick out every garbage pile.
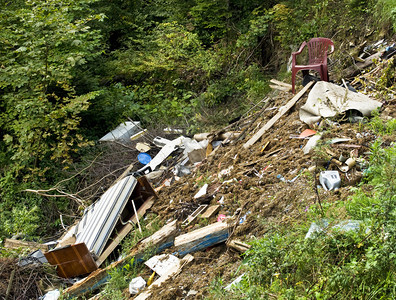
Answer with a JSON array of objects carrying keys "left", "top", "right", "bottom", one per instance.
[{"left": 2, "top": 38, "right": 394, "bottom": 300}]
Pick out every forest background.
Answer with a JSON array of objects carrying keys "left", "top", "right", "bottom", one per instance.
[{"left": 0, "top": 0, "right": 395, "bottom": 242}]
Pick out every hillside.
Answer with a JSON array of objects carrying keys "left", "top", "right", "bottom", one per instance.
[{"left": 0, "top": 0, "right": 395, "bottom": 299}]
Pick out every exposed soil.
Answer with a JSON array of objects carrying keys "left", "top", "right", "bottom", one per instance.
[{"left": 132, "top": 88, "right": 390, "bottom": 299}]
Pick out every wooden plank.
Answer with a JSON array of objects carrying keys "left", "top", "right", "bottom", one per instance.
[
  {"left": 182, "top": 204, "right": 208, "bottom": 226},
  {"left": 270, "top": 79, "right": 292, "bottom": 88},
  {"left": 44, "top": 243, "right": 97, "bottom": 278},
  {"left": 95, "top": 196, "right": 156, "bottom": 266},
  {"left": 135, "top": 254, "right": 194, "bottom": 300},
  {"left": 63, "top": 220, "right": 177, "bottom": 297},
  {"left": 227, "top": 239, "right": 251, "bottom": 252},
  {"left": 243, "top": 81, "right": 314, "bottom": 149},
  {"left": 4, "top": 239, "right": 49, "bottom": 252},
  {"left": 270, "top": 84, "right": 291, "bottom": 92},
  {"left": 175, "top": 222, "right": 230, "bottom": 257},
  {"left": 200, "top": 205, "right": 220, "bottom": 219}
]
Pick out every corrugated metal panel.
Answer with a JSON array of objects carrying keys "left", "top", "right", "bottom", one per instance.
[{"left": 76, "top": 175, "right": 137, "bottom": 256}]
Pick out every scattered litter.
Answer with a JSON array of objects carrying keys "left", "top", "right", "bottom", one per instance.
[
  {"left": 319, "top": 171, "right": 341, "bottom": 191},
  {"left": 129, "top": 277, "right": 147, "bottom": 295},
  {"left": 136, "top": 142, "right": 151, "bottom": 152},
  {"left": 328, "top": 138, "right": 352, "bottom": 144},
  {"left": 339, "top": 158, "right": 356, "bottom": 173},
  {"left": 303, "top": 133, "right": 322, "bottom": 154},
  {"left": 174, "top": 164, "right": 191, "bottom": 177},
  {"left": 225, "top": 274, "right": 245, "bottom": 290},
  {"left": 194, "top": 184, "right": 208, "bottom": 199},
  {"left": 299, "top": 81, "right": 382, "bottom": 125},
  {"left": 227, "top": 240, "right": 251, "bottom": 252},
  {"left": 138, "top": 153, "right": 152, "bottom": 165},
  {"left": 217, "top": 214, "right": 227, "bottom": 222},
  {"left": 40, "top": 289, "right": 60, "bottom": 300},
  {"left": 239, "top": 211, "right": 251, "bottom": 224},
  {"left": 144, "top": 254, "right": 180, "bottom": 276},
  {"left": 187, "top": 290, "right": 198, "bottom": 297},
  {"left": 182, "top": 205, "right": 208, "bottom": 226},
  {"left": 218, "top": 166, "right": 234, "bottom": 178},
  {"left": 153, "top": 136, "right": 171, "bottom": 148},
  {"left": 299, "top": 129, "right": 317, "bottom": 138},
  {"left": 305, "top": 219, "right": 363, "bottom": 239}
]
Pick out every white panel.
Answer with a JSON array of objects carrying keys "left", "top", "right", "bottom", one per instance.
[{"left": 76, "top": 175, "right": 137, "bottom": 256}]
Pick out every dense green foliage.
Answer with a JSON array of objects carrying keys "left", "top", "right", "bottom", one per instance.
[{"left": 0, "top": 0, "right": 394, "bottom": 247}]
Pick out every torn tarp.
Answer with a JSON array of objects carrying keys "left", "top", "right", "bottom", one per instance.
[{"left": 299, "top": 81, "right": 382, "bottom": 125}]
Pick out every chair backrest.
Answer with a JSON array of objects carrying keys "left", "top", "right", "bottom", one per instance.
[{"left": 307, "top": 38, "right": 334, "bottom": 64}]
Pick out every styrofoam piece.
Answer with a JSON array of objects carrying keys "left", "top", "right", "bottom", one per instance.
[
  {"left": 144, "top": 254, "right": 180, "bottom": 276},
  {"left": 40, "top": 289, "right": 60, "bottom": 300},
  {"left": 129, "top": 277, "right": 146, "bottom": 295},
  {"left": 319, "top": 171, "right": 341, "bottom": 191}
]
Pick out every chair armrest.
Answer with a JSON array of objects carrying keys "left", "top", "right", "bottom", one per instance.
[
  {"left": 292, "top": 41, "right": 307, "bottom": 56},
  {"left": 328, "top": 43, "right": 335, "bottom": 55}
]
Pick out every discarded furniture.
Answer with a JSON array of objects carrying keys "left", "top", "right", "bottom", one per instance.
[
  {"left": 45, "top": 243, "right": 98, "bottom": 278},
  {"left": 48, "top": 175, "right": 157, "bottom": 278},
  {"left": 291, "top": 38, "right": 334, "bottom": 93}
]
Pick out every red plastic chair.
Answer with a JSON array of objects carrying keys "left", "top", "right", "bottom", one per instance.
[{"left": 291, "top": 38, "right": 334, "bottom": 93}]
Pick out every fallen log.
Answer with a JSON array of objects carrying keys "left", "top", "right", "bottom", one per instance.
[{"left": 4, "top": 239, "right": 49, "bottom": 252}]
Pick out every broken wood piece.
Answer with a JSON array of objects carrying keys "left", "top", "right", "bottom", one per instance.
[
  {"left": 330, "top": 144, "right": 362, "bottom": 149},
  {"left": 270, "top": 79, "right": 293, "bottom": 89},
  {"left": 270, "top": 84, "right": 291, "bottom": 92},
  {"left": 344, "top": 51, "right": 381, "bottom": 78},
  {"left": 243, "top": 81, "right": 314, "bottom": 149},
  {"left": 63, "top": 220, "right": 177, "bottom": 297},
  {"left": 95, "top": 196, "right": 155, "bottom": 266},
  {"left": 135, "top": 254, "right": 194, "bottom": 300},
  {"left": 175, "top": 222, "right": 230, "bottom": 257},
  {"left": 200, "top": 205, "right": 220, "bottom": 219},
  {"left": 264, "top": 148, "right": 283, "bottom": 158},
  {"left": 227, "top": 239, "right": 251, "bottom": 252},
  {"left": 182, "top": 205, "right": 208, "bottom": 226},
  {"left": 4, "top": 239, "right": 49, "bottom": 252}
]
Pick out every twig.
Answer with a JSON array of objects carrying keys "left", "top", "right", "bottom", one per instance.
[{"left": 5, "top": 269, "right": 15, "bottom": 300}]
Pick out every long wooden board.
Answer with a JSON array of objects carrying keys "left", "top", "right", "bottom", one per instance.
[
  {"left": 243, "top": 81, "right": 314, "bottom": 149},
  {"left": 4, "top": 239, "right": 49, "bottom": 252},
  {"left": 175, "top": 222, "right": 229, "bottom": 257}
]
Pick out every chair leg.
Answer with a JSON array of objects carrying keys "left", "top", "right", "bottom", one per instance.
[{"left": 291, "top": 69, "right": 296, "bottom": 94}]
